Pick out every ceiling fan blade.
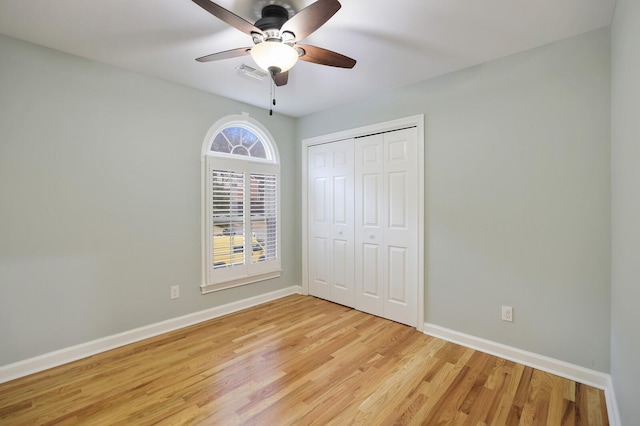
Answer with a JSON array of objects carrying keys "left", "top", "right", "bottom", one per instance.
[
  {"left": 192, "top": 0, "right": 263, "bottom": 36},
  {"left": 296, "top": 44, "right": 356, "bottom": 68},
  {"left": 273, "top": 71, "right": 289, "bottom": 86},
  {"left": 196, "top": 47, "right": 251, "bottom": 62},
  {"left": 281, "top": 0, "right": 341, "bottom": 40}
]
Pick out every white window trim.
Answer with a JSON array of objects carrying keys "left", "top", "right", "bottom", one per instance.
[{"left": 200, "top": 113, "right": 282, "bottom": 294}]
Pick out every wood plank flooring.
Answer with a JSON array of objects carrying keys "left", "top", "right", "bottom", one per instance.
[{"left": 0, "top": 295, "right": 608, "bottom": 425}]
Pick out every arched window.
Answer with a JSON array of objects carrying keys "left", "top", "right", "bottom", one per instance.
[{"left": 201, "top": 114, "right": 281, "bottom": 293}]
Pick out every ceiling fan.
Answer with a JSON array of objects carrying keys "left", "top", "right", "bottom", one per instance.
[{"left": 192, "top": 0, "right": 356, "bottom": 86}]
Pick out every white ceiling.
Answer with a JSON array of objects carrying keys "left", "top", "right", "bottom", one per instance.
[{"left": 0, "top": 0, "right": 616, "bottom": 117}]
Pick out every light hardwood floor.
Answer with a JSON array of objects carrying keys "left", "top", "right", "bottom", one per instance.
[{"left": 0, "top": 294, "right": 608, "bottom": 425}]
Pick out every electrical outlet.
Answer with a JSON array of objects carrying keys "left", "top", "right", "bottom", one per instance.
[
  {"left": 502, "top": 305, "right": 513, "bottom": 322},
  {"left": 170, "top": 285, "right": 180, "bottom": 300}
]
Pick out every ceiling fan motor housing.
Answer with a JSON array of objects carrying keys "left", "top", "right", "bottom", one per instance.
[{"left": 255, "top": 5, "right": 289, "bottom": 31}]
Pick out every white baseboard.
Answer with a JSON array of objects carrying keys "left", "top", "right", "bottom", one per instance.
[
  {"left": 605, "top": 375, "right": 622, "bottom": 426},
  {"left": 424, "top": 322, "right": 619, "bottom": 426},
  {"left": 0, "top": 285, "right": 302, "bottom": 385}
]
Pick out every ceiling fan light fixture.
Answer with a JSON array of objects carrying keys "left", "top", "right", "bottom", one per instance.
[{"left": 250, "top": 41, "right": 299, "bottom": 74}]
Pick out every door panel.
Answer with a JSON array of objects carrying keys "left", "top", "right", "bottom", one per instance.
[
  {"left": 330, "top": 140, "right": 355, "bottom": 307},
  {"left": 387, "top": 246, "right": 408, "bottom": 302},
  {"left": 310, "top": 236, "right": 331, "bottom": 300},
  {"left": 355, "top": 128, "right": 418, "bottom": 327},
  {"left": 313, "top": 177, "right": 327, "bottom": 222},
  {"left": 362, "top": 174, "right": 380, "bottom": 227},
  {"left": 332, "top": 239, "right": 348, "bottom": 290},
  {"left": 355, "top": 134, "right": 384, "bottom": 316},
  {"left": 333, "top": 176, "right": 348, "bottom": 224},
  {"left": 383, "top": 128, "right": 418, "bottom": 326},
  {"left": 388, "top": 139, "right": 408, "bottom": 162},
  {"left": 388, "top": 171, "right": 408, "bottom": 229},
  {"left": 308, "top": 147, "right": 332, "bottom": 300},
  {"left": 358, "top": 242, "right": 382, "bottom": 316},
  {"left": 307, "top": 140, "right": 355, "bottom": 307}
]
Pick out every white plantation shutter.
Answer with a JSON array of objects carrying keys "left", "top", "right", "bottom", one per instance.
[
  {"left": 202, "top": 117, "right": 281, "bottom": 293},
  {"left": 211, "top": 170, "right": 245, "bottom": 268},
  {"left": 250, "top": 173, "right": 277, "bottom": 262}
]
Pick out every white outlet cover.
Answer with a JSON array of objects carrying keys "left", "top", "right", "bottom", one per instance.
[
  {"left": 502, "top": 305, "right": 513, "bottom": 322},
  {"left": 171, "top": 285, "right": 180, "bottom": 299}
]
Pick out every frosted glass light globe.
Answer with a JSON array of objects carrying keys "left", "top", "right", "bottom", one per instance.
[{"left": 250, "top": 41, "right": 299, "bottom": 74}]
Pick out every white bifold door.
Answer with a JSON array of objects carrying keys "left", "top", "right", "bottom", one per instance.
[
  {"left": 307, "top": 127, "right": 419, "bottom": 327},
  {"left": 307, "top": 139, "right": 355, "bottom": 308},
  {"left": 354, "top": 128, "right": 419, "bottom": 326}
]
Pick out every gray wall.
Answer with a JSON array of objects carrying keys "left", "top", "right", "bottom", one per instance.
[
  {"left": 298, "top": 29, "right": 612, "bottom": 372},
  {"left": 0, "top": 24, "right": 618, "bottom": 383},
  {"left": 0, "top": 35, "right": 298, "bottom": 366},
  {"left": 611, "top": 0, "right": 640, "bottom": 422}
]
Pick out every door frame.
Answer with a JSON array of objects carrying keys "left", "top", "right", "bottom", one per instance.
[{"left": 301, "top": 115, "right": 425, "bottom": 331}]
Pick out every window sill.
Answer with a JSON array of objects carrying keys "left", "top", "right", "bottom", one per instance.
[{"left": 200, "top": 269, "right": 282, "bottom": 294}]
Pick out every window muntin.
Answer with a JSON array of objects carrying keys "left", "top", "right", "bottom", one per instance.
[
  {"left": 210, "top": 126, "right": 270, "bottom": 160},
  {"left": 202, "top": 116, "right": 281, "bottom": 293}
]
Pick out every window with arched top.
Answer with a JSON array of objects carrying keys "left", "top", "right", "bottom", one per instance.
[
  {"left": 201, "top": 114, "right": 281, "bottom": 294},
  {"left": 210, "top": 126, "right": 269, "bottom": 158}
]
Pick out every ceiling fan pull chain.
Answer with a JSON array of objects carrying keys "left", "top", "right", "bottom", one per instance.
[
  {"left": 269, "top": 73, "right": 277, "bottom": 116},
  {"left": 269, "top": 76, "right": 273, "bottom": 116}
]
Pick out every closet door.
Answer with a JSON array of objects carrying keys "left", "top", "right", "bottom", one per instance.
[
  {"left": 382, "top": 128, "right": 418, "bottom": 326},
  {"left": 355, "top": 128, "right": 418, "bottom": 326},
  {"left": 354, "top": 134, "right": 384, "bottom": 317},
  {"left": 307, "top": 140, "right": 355, "bottom": 307}
]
